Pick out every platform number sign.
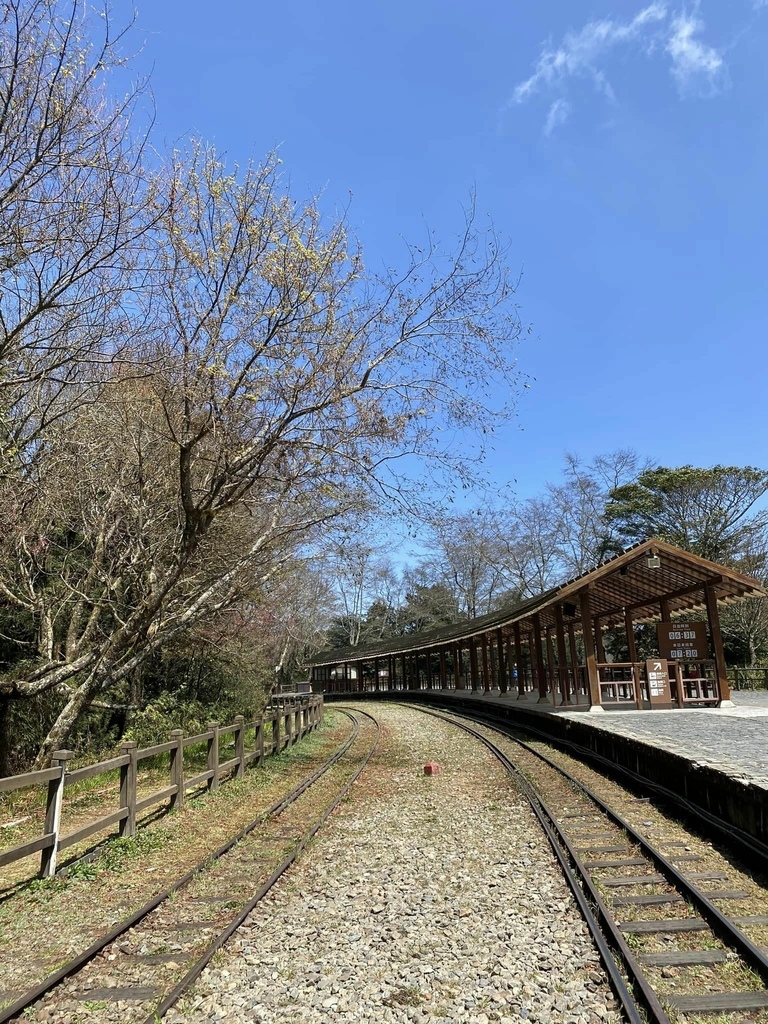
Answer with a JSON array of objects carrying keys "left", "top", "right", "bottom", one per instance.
[
  {"left": 645, "top": 658, "right": 671, "bottom": 706},
  {"left": 657, "top": 621, "right": 708, "bottom": 662}
]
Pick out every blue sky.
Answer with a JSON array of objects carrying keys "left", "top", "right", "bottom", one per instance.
[{"left": 134, "top": 0, "right": 768, "bottom": 500}]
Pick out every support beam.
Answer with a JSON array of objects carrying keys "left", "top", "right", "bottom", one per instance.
[
  {"left": 454, "top": 644, "right": 462, "bottom": 690},
  {"left": 545, "top": 626, "right": 558, "bottom": 708},
  {"left": 594, "top": 618, "right": 606, "bottom": 664},
  {"left": 496, "top": 628, "right": 506, "bottom": 694},
  {"left": 554, "top": 604, "right": 572, "bottom": 706},
  {"left": 579, "top": 590, "right": 602, "bottom": 711},
  {"left": 624, "top": 608, "right": 643, "bottom": 710},
  {"left": 440, "top": 647, "right": 447, "bottom": 689},
  {"left": 514, "top": 623, "right": 525, "bottom": 699},
  {"left": 532, "top": 613, "right": 549, "bottom": 703},
  {"left": 481, "top": 634, "right": 491, "bottom": 695},
  {"left": 705, "top": 585, "right": 732, "bottom": 704},
  {"left": 469, "top": 638, "right": 479, "bottom": 694},
  {"left": 568, "top": 622, "right": 580, "bottom": 705}
]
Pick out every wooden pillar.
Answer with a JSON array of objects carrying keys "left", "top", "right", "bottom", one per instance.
[
  {"left": 514, "top": 623, "right": 525, "bottom": 698},
  {"left": 499, "top": 630, "right": 512, "bottom": 696},
  {"left": 554, "top": 604, "right": 571, "bottom": 706},
  {"left": 400, "top": 652, "right": 406, "bottom": 690},
  {"left": 568, "top": 622, "right": 580, "bottom": 705},
  {"left": 579, "top": 590, "right": 602, "bottom": 710},
  {"left": 469, "top": 637, "right": 480, "bottom": 693},
  {"left": 594, "top": 617, "right": 606, "bottom": 664},
  {"left": 504, "top": 632, "right": 514, "bottom": 697},
  {"left": 481, "top": 634, "right": 491, "bottom": 694},
  {"left": 660, "top": 598, "right": 671, "bottom": 622},
  {"left": 705, "top": 584, "right": 732, "bottom": 703},
  {"left": 453, "top": 643, "right": 462, "bottom": 689},
  {"left": 624, "top": 608, "right": 643, "bottom": 710},
  {"left": 374, "top": 657, "right": 380, "bottom": 692},
  {"left": 545, "top": 627, "right": 557, "bottom": 707},
  {"left": 440, "top": 647, "right": 447, "bottom": 689},
  {"left": 356, "top": 660, "right": 363, "bottom": 693},
  {"left": 343, "top": 662, "right": 349, "bottom": 692},
  {"left": 532, "top": 613, "right": 549, "bottom": 703}
]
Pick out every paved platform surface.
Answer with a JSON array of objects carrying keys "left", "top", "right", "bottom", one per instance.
[{"left": 557, "top": 689, "right": 768, "bottom": 790}]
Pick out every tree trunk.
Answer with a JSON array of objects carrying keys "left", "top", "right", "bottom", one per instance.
[
  {"left": 0, "top": 695, "right": 14, "bottom": 776},
  {"left": 33, "top": 676, "right": 99, "bottom": 768}
]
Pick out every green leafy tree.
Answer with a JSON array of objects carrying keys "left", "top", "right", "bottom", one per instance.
[{"left": 605, "top": 465, "right": 768, "bottom": 564}]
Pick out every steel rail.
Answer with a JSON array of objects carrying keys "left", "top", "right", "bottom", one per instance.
[
  {"left": 466, "top": 704, "right": 768, "bottom": 873},
  {"left": 404, "top": 703, "right": 669, "bottom": 1024},
  {"left": 144, "top": 707, "right": 381, "bottom": 1022},
  {"left": 0, "top": 707, "right": 361, "bottom": 1024},
  {"left": 442, "top": 702, "right": 768, "bottom": 983},
  {"left": 506, "top": 725, "right": 768, "bottom": 983},
  {"left": 432, "top": 703, "right": 768, "bottom": 1015}
]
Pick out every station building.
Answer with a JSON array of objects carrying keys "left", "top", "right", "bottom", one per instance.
[{"left": 306, "top": 539, "right": 766, "bottom": 711}]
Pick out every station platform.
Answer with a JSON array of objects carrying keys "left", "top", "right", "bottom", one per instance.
[{"left": 559, "top": 689, "right": 768, "bottom": 791}]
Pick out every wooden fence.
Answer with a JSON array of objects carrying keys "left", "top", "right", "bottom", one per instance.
[
  {"left": 727, "top": 667, "right": 768, "bottom": 690},
  {"left": 0, "top": 694, "right": 323, "bottom": 879}
]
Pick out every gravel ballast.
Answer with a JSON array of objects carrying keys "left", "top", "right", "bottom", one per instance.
[{"left": 174, "top": 703, "right": 622, "bottom": 1024}]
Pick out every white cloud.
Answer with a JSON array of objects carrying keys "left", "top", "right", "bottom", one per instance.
[
  {"left": 667, "top": 11, "right": 725, "bottom": 92},
  {"left": 544, "top": 98, "right": 571, "bottom": 135},
  {"left": 512, "top": 4, "right": 668, "bottom": 105},
  {"left": 510, "top": 2, "right": 727, "bottom": 132}
]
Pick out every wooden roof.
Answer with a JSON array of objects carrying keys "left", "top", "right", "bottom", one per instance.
[{"left": 307, "top": 538, "right": 766, "bottom": 667}]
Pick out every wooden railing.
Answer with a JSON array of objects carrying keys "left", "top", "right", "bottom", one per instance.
[
  {"left": 728, "top": 667, "right": 768, "bottom": 690},
  {"left": 0, "top": 695, "right": 323, "bottom": 879},
  {"left": 597, "top": 663, "right": 641, "bottom": 706}
]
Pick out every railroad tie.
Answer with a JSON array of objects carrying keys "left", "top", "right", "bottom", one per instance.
[
  {"left": 75, "top": 987, "right": 159, "bottom": 1002},
  {"left": 151, "top": 920, "right": 219, "bottom": 931},
  {"left": 620, "top": 918, "right": 709, "bottom": 933},
  {"left": 601, "top": 874, "right": 665, "bottom": 887},
  {"left": 665, "top": 992, "right": 768, "bottom": 1013},
  {"left": 637, "top": 950, "right": 730, "bottom": 967},
  {"left": 613, "top": 890, "right": 748, "bottom": 908},
  {"left": 584, "top": 858, "right": 647, "bottom": 868},
  {"left": 575, "top": 845, "right": 629, "bottom": 854},
  {"left": 124, "top": 953, "right": 188, "bottom": 964}
]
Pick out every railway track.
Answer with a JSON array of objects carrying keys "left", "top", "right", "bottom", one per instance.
[
  {"left": 416, "top": 702, "right": 768, "bottom": 1023},
  {"left": 0, "top": 708, "right": 380, "bottom": 1024}
]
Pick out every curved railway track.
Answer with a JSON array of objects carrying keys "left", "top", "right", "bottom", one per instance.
[
  {"left": 0, "top": 707, "right": 381, "bottom": 1024},
  {"left": 414, "top": 702, "right": 768, "bottom": 1023}
]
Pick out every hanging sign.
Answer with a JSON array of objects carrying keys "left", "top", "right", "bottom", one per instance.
[
  {"left": 657, "top": 621, "right": 708, "bottom": 661},
  {"left": 645, "top": 658, "right": 672, "bottom": 707}
]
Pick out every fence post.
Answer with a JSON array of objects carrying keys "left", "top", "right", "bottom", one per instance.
[
  {"left": 119, "top": 740, "right": 138, "bottom": 838},
  {"left": 207, "top": 722, "right": 220, "bottom": 791},
  {"left": 272, "top": 712, "right": 279, "bottom": 756},
  {"left": 256, "top": 714, "right": 265, "bottom": 766},
  {"left": 234, "top": 715, "right": 245, "bottom": 778},
  {"left": 285, "top": 710, "right": 292, "bottom": 749},
  {"left": 170, "top": 729, "right": 184, "bottom": 811},
  {"left": 40, "top": 749, "right": 72, "bottom": 878}
]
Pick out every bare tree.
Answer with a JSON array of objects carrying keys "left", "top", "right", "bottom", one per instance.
[
  {"left": 1, "top": 137, "right": 526, "bottom": 763},
  {"left": 0, "top": 0, "right": 158, "bottom": 466}
]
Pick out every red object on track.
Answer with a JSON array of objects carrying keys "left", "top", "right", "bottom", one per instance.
[{"left": 423, "top": 762, "right": 442, "bottom": 776}]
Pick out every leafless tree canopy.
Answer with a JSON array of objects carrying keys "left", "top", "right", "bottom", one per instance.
[{"left": 0, "top": 2, "right": 527, "bottom": 764}]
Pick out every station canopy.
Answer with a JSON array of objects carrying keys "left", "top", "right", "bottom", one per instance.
[{"left": 307, "top": 538, "right": 767, "bottom": 667}]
